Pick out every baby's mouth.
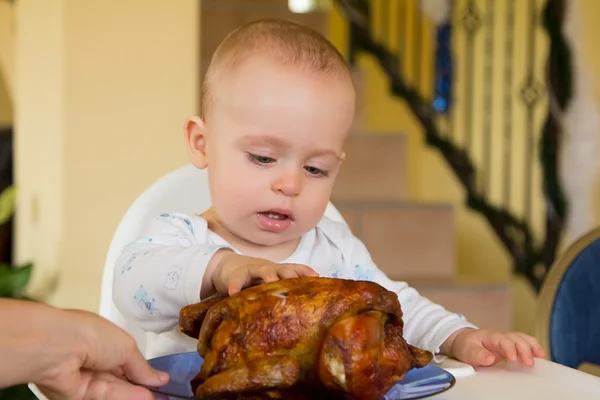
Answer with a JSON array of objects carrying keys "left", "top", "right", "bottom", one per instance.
[
  {"left": 258, "top": 209, "right": 295, "bottom": 221},
  {"left": 256, "top": 209, "right": 294, "bottom": 232}
]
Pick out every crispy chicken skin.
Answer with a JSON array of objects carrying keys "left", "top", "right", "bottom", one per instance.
[{"left": 179, "top": 277, "right": 432, "bottom": 400}]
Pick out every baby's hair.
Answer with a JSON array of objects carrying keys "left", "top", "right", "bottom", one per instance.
[{"left": 200, "top": 18, "right": 351, "bottom": 119}]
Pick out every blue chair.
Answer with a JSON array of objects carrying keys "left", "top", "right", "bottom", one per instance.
[{"left": 536, "top": 227, "right": 600, "bottom": 371}]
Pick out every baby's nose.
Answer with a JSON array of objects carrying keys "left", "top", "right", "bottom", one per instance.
[{"left": 272, "top": 170, "right": 302, "bottom": 197}]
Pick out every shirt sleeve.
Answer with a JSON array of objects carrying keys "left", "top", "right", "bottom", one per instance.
[
  {"left": 338, "top": 223, "right": 477, "bottom": 361},
  {"left": 112, "top": 213, "right": 230, "bottom": 334}
]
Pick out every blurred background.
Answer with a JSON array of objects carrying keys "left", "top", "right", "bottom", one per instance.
[{"left": 0, "top": 0, "right": 599, "bottom": 344}]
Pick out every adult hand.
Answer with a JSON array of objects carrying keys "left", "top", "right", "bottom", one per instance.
[{"left": 0, "top": 299, "right": 169, "bottom": 399}]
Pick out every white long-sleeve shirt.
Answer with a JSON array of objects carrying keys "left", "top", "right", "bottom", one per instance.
[{"left": 113, "top": 213, "right": 476, "bottom": 359}]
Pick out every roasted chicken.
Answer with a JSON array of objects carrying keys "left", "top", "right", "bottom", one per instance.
[{"left": 179, "top": 277, "right": 432, "bottom": 400}]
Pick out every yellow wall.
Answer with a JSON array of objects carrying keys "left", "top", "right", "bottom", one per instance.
[{"left": 15, "top": 0, "right": 198, "bottom": 311}]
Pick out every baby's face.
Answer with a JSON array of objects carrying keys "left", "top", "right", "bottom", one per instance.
[{"left": 199, "top": 55, "right": 355, "bottom": 247}]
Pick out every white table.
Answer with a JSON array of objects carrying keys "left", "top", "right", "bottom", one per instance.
[{"left": 433, "top": 358, "right": 600, "bottom": 399}]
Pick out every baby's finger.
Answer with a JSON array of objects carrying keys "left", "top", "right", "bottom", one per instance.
[
  {"left": 288, "top": 263, "right": 319, "bottom": 277},
  {"left": 514, "top": 337, "right": 534, "bottom": 366},
  {"left": 227, "top": 272, "right": 250, "bottom": 296},
  {"left": 276, "top": 266, "right": 300, "bottom": 280},
  {"left": 499, "top": 338, "right": 518, "bottom": 362},
  {"left": 515, "top": 333, "right": 546, "bottom": 358},
  {"left": 251, "top": 264, "right": 280, "bottom": 284},
  {"left": 464, "top": 345, "right": 496, "bottom": 367},
  {"left": 482, "top": 334, "right": 517, "bottom": 362}
]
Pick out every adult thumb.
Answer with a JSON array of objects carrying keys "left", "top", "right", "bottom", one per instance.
[{"left": 122, "top": 350, "right": 169, "bottom": 388}]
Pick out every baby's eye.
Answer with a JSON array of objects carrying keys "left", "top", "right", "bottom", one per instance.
[
  {"left": 304, "top": 166, "right": 329, "bottom": 177},
  {"left": 248, "top": 153, "right": 275, "bottom": 165}
]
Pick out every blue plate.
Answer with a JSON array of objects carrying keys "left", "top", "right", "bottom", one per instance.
[{"left": 145, "top": 352, "right": 455, "bottom": 399}]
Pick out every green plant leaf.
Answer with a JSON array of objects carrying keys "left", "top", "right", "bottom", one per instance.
[
  {"left": 0, "top": 185, "right": 15, "bottom": 225},
  {"left": 0, "top": 384, "right": 37, "bottom": 400},
  {"left": 0, "top": 263, "right": 33, "bottom": 297}
]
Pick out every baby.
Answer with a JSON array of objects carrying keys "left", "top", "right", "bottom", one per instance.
[{"left": 113, "top": 19, "right": 544, "bottom": 367}]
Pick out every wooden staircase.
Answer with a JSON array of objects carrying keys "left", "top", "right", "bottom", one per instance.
[
  {"left": 199, "top": 0, "right": 512, "bottom": 332},
  {"left": 334, "top": 133, "right": 512, "bottom": 331}
]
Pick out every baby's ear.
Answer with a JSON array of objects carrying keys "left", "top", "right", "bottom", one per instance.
[{"left": 184, "top": 116, "right": 209, "bottom": 169}]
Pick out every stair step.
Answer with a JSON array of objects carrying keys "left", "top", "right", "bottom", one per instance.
[
  {"left": 337, "top": 202, "right": 455, "bottom": 281},
  {"left": 412, "top": 280, "right": 513, "bottom": 332},
  {"left": 332, "top": 134, "right": 408, "bottom": 203},
  {"left": 200, "top": 0, "right": 329, "bottom": 80}
]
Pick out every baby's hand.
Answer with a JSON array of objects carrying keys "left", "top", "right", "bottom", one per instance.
[
  {"left": 212, "top": 252, "right": 319, "bottom": 296},
  {"left": 444, "top": 328, "right": 545, "bottom": 367}
]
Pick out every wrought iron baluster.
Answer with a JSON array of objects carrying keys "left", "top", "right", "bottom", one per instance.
[
  {"left": 448, "top": 2, "right": 457, "bottom": 140},
  {"left": 520, "top": 0, "right": 543, "bottom": 221},
  {"left": 397, "top": 0, "right": 406, "bottom": 76},
  {"left": 538, "top": 0, "right": 570, "bottom": 274},
  {"left": 462, "top": 0, "right": 481, "bottom": 155},
  {"left": 413, "top": 0, "right": 422, "bottom": 93},
  {"left": 483, "top": 0, "right": 494, "bottom": 194},
  {"left": 347, "top": 0, "right": 370, "bottom": 66},
  {"left": 503, "top": 0, "right": 515, "bottom": 209},
  {"left": 380, "top": 0, "right": 390, "bottom": 48}
]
